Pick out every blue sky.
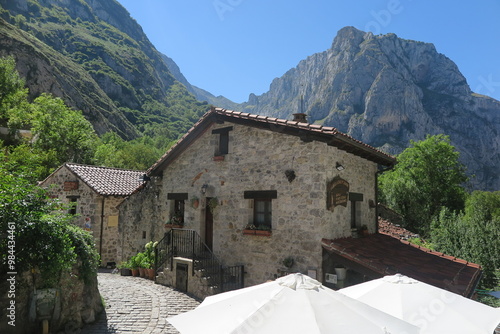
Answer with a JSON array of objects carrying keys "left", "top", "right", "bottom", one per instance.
[{"left": 116, "top": 0, "right": 500, "bottom": 103}]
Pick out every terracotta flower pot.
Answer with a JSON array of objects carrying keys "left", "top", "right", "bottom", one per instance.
[
  {"left": 147, "top": 268, "right": 155, "bottom": 280},
  {"left": 131, "top": 269, "right": 139, "bottom": 277},
  {"left": 139, "top": 267, "right": 145, "bottom": 278}
]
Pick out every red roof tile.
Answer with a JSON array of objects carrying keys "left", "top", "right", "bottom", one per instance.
[
  {"left": 65, "top": 163, "right": 146, "bottom": 196},
  {"left": 148, "top": 107, "right": 396, "bottom": 175},
  {"left": 378, "top": 218, "right": 419, "bottom": 240},
  {"left": 322, "top": 233, "right": 482, "bottom": 297}
]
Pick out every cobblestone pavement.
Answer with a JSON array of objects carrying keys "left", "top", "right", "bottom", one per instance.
[{"left": 81, "top": 272, "right": 200, "bottom": 334}]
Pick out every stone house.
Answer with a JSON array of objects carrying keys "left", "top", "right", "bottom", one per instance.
[
  {"left": 119, "top": 108, "right": 482, "bottom": 299},
  {"left": 40, "top": 163, "right": 146, "bottom": 266},
  {"left": 119, "top": 107, "right": 400, "bottom": 294}
]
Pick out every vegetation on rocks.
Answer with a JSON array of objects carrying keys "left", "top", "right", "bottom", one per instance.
[{"left": 0, "top": 0, "right": 210, "bottom": 141}]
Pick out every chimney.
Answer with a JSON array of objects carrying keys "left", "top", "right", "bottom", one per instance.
[
  {"left": 293, "top": 94, "right": 308, "bottom": 123},
  {"left": 292, "top": 113, "right": 308, "bottom": 123}
]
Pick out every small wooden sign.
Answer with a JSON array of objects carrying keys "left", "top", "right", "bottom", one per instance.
[{"left": 327, "top": 176, "right": 349, "bottom": 211}]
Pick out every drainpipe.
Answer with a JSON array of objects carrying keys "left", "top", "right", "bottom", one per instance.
[
  {"left": 99, "top": 196, "right": 106, "bottom": 266},
  {"left": 375, "top": 164, "right": 395, "bottom": 234}
]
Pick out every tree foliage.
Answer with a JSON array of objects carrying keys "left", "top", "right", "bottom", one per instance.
[
  {"left": 0, "top": 56, "right": 28, "bottom": 122},
  {"left": 0, "top": 164, "right": 100, "bottom": 286},
  {"left": 431, "top": 193, "right": 500, "bottom": 288},
  {"left": 0, "top": 56, "right": 178, "bottom": 177},
  {"left": 379, "top": 135, "right": 468, "bottom": 236}
]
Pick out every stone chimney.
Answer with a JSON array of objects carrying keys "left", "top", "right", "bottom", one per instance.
[{"left": 292, "top": 113, "right": 308, "bottom": 123}]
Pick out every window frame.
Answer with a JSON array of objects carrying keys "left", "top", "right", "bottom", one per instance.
[
  {"left": 253, "top": 198, "right": 272, "bottom": 229},
  {"left": 212, "top": 126, "right": 233, "bottom": 156}
]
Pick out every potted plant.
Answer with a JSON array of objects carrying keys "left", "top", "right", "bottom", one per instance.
[
  {"left": 243, "top": 223, "right": 257, "bottom": 235},
  {"left": 165, "top": 211, "right": 184, "bottom": 228},
  {"left": 255, "top": 225, "right": 272, "bottom": 236},
  {"left": 117, "top": 260, "right": 132, "bottom": 276},
  {"left": 358, "top": 225, "right": 369, "bottom": 237},
  {"left": 144, "top": 241, "right": 157, "bottom": 280},
  {"left": 128, "top": 255, "right": 140, "bottom": 277},
  {"left": 135, "top": 252, "right": 146, "bottom": 278},
  {"left": 283, "top": 256, "right": 294, "bottom": 268},
  {"left": 243, "top": 223, "right": 272, "bottom": 236}
]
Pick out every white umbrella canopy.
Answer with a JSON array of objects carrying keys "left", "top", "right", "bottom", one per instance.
[
  {"left": 340, "top": 274, "right": 500, "bottom": 334},
  {"left": 168, "top": 273, "right": 420, "bottom": 334}
]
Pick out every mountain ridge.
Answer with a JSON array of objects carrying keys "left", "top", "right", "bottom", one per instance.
[
  {"left": 0, "top": 0, "right": 498, "bottom": 190},
  {"left": 236, "top": 26, "right": 500, "bottom": 191},
  {"left": 0, "top": 0, "right": 209, "bottom": 140}
]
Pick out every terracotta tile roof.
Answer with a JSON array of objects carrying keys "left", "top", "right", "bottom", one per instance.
[
  {"left": 321, "top": 233, "right": 482, "bottom": 297},
  {"left": 378, "top": 218, "right": 420, "bottom": 240},
  {"left": 65, "top": 163, "right": 146, "bottom": 196},
  {"left": 148, "top": 107, "right": 396, "bottom": 175}
]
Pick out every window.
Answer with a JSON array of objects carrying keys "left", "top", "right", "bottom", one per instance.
[
  {"left": 212, "top": 126, "right": 233, "bottom": 156},
  {"left": 67, "top": 196, "right": 79, "bottom": 215},
  {"left": 349, "top": 193, "right": 363, "bottom": 229},
  {"left": 244, "top": 190, "right": 277, "bottom": 230},
  {"left": 254, "top": 198, "right": 272, "bottom": 228},
  {"left": 167, "top": 193, "right": 188, "bottom": 225}
]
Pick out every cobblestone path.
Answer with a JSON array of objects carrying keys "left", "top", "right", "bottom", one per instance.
[{"left": 81, "top": 272, "right": 200, "bottom": 334}]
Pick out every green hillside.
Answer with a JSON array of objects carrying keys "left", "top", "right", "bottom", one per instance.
[{"left": 0, "top": 0, "right": 209, "bottom": 141}]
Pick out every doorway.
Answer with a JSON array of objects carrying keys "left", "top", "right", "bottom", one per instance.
[
  {"left": 176, "top": 263, "right": 188, "bottom": 292},
  {"left": 204, "top": 198, "right": 214, "bottom": 251}
]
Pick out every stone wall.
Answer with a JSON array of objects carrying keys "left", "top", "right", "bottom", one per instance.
[
  {"left": 41, "top": 166, "right": 123, "bottom": 266},
  {"left": 118, "top": 178, "right": 166, "bottom": 263},
  {"left": 0, "top": 269, "right": 102, "bottom": 333},
  {"left": 120, "top": 121, "right": 378, "bottom": 289}
]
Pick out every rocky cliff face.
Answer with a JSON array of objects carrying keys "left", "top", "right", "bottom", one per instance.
[{"left": 240, "top": 27, "right": 500, "bottom": 191}]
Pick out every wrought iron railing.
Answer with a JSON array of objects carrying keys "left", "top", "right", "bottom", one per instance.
[{"left": 154, "top": 228, "right": 244, "bottom": 293}]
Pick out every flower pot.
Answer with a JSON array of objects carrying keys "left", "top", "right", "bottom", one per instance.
[
  {"left": 139, "top": 267, "right": 145, "bottom": 278},
  {"left": 120, "top": 268, "right": 131, "bottom": 276},
  {"left": 192, "top": 199, "right": 199, "bottom": 209},
  {"left": 165, "top": 224, "right": 184, "bottom": 229},
  {"left": 243, "top": 229, "right": 256, "bottom": 235},
  {"left": 147, "top": 268, "right": 155, "bottom": 280},
  {"left": 131, "top": 269, "right": 139, "bottom": 277}
]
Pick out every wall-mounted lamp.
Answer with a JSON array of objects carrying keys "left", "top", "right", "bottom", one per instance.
[
  {"left": 201, "top": 184, "right": 208, "bottom": 195},
  {"left": 138, "top": 174, "right": 151, "bottom": 182},
  {"left": 336, "top": 162, "right": 345, "bottom": 171}
]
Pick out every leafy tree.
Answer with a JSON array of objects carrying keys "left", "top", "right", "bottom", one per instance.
[
  {"left": 0, "top": 164, "right": 100, "bottom": 285},
  {"left": 29, "top": 94, "right": 99, "bottom": 166},
  {"left": 379, "top": 134, "right": 468, "bottom": 236},
  {"left": 0, "top": 56, "right": 28, "bottom": 122},
  {"left": 431, "top": 205, "right": 500, "bottom": 288},
  {"left": 464, "top": 191, "right": 500, "bottom": 222}
]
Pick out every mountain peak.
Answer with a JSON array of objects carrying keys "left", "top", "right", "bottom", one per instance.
[{"left": 240, "top": 26, "right": 500, "bottom": 190}]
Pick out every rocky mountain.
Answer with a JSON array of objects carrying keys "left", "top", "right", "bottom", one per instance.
[
  {"left": 239, "top": 27, "right": 500, "bottom": 191},
  {"left": 0, "top": 0, "right": 209, "bottom": 140}
]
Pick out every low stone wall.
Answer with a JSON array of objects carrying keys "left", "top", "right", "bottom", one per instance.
[{"left": 0, "top": 269, "right": 103, "bottom": 333}]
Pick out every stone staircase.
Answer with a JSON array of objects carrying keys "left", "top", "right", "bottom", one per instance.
[{"left": 154, "top": 229, "right": 244, "bottom": 295}]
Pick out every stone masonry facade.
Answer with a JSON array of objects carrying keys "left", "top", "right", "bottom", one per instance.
[
  {"left": 41, "top": 166, "right": 126, "bottom": 266},
  {"left": 119, "top": 111, "right": 384, "bottom": 290}
]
